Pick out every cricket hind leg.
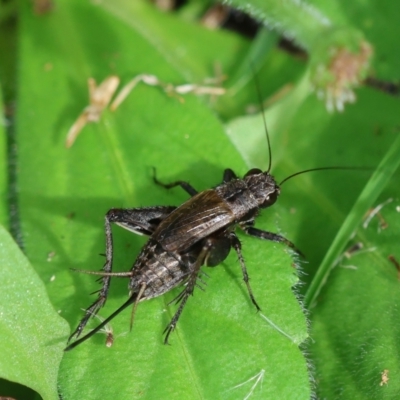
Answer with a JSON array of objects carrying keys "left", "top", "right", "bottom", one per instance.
[
  {"left": 65, "top": 284, "right": 146, "bottom": 351},
  {"left": 69, "top": 207, "right": 174, "bottom": 342},
  {"left": 152, "top": 167, "right": 198, "bottom": 196},
  {"left": 68, "top": 212, "right": 116, "bottom": 341},
  {"left": 107, "top": 206, "right": 176, "bottom": 236}
]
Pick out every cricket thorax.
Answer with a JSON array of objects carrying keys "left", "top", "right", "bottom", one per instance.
[{"left": 215, "top": 170, "right": 280, "bottom": 219}]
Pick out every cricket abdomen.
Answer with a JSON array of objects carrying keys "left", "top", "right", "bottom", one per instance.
[{"left": 129, "top": 239, "right": 191, "bottom": 300}]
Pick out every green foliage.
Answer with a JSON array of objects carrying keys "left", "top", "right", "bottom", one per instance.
[
  {"left": 1, "top": 0, "right": 399, "bottom": 399},
  {"left": 0, "top": 225, "right": 69, "bottom": 400},
  {"left": 0, "top": 88, "right": 6, "bottom": 227}
]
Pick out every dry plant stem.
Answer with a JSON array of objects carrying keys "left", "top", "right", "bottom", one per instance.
[
  {"left": 110, "top": 73, "right": 225, "bottom": 110},
  {"left": 66, "top": 74, "right": 225, "bottom": 148},
  {"left": 65, "top": 75, "right": 120, "bottom": 148}
]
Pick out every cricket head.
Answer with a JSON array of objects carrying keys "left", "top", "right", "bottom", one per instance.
[{"left": 244, "top": 168, "right": 280, "bottom": 209}]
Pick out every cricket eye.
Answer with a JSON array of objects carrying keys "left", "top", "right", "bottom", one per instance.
[
  {"left": 263, "top": 189, "right": 279, "bottom": 207},
  {"left": 245, "top": 168, "right": 262, "bottom": 177}
]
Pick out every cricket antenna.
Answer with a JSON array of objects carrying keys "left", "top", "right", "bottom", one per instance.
[
  {"left": 252, "top": 66, "right": 272, "bottom": 173},
  {"left": 279, "top": 166, "right": 371, "bottom": 186}
]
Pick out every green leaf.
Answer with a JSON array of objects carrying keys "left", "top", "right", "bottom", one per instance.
[
  {"left": 226, "top": 29, "right": 400, "bottom": 400},
  {"left": 16, "top": 0, "right": 310, "bottom": 399},
  {"left": 0, "top": 87, "right": 7, "bottom": 227},
  {"left": 309, "top": 180, "right": 400, "bottom": 398},
  {"left": 12, "top": 0, "right": 400, "bottom": 399},
  {"left": 0, "top": 225, "right": 69, "bottom": 400},
  {"left": 301, "top": 126, "right": 400, "bottom": 398},
  {"left": 305, "top": 133, "right": 400, "bottom": 308}
]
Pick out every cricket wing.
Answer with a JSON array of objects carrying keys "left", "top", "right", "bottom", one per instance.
[{"left": 153, "top": 190, "right": 233, "bottom": 251}]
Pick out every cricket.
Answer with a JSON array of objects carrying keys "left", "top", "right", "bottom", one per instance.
[{"left": 65, "top": 76, "right": 360, "bottom": 351}]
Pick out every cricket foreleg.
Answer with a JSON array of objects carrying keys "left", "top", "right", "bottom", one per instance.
[
  {"left": 229, "top": 233, "right": 261, "bottom": 311},
  {"left": 152, "top": 167, "right": 198, "bottom": 196},
  {"left": 243, "top": 226, "right": 304, "bottom": 257},
  {"left": 163, "top": 241, "right": 212, "bottom": 344}
]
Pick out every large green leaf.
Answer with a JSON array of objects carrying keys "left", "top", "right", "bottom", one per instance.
[
  {"left": 0, "top": 86, "right": 6, "bottom": 227},
  {"left": 10, "top": 0, "right": 400, "bottom": 399},
  {"left": 221, "top": 0, "right": 400, "bottom": 397},
  {"left": 310, "top": 167, "right": 400, "bottom": 398},
  {"left": 16, "top": 0, "right": 310, "bottom": 399},
  {"left": 226, "top": 64, "right": 400, "bottom": 399},
  {"left": 0, "top": 225, "right": 69, "bottom": 400}
]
